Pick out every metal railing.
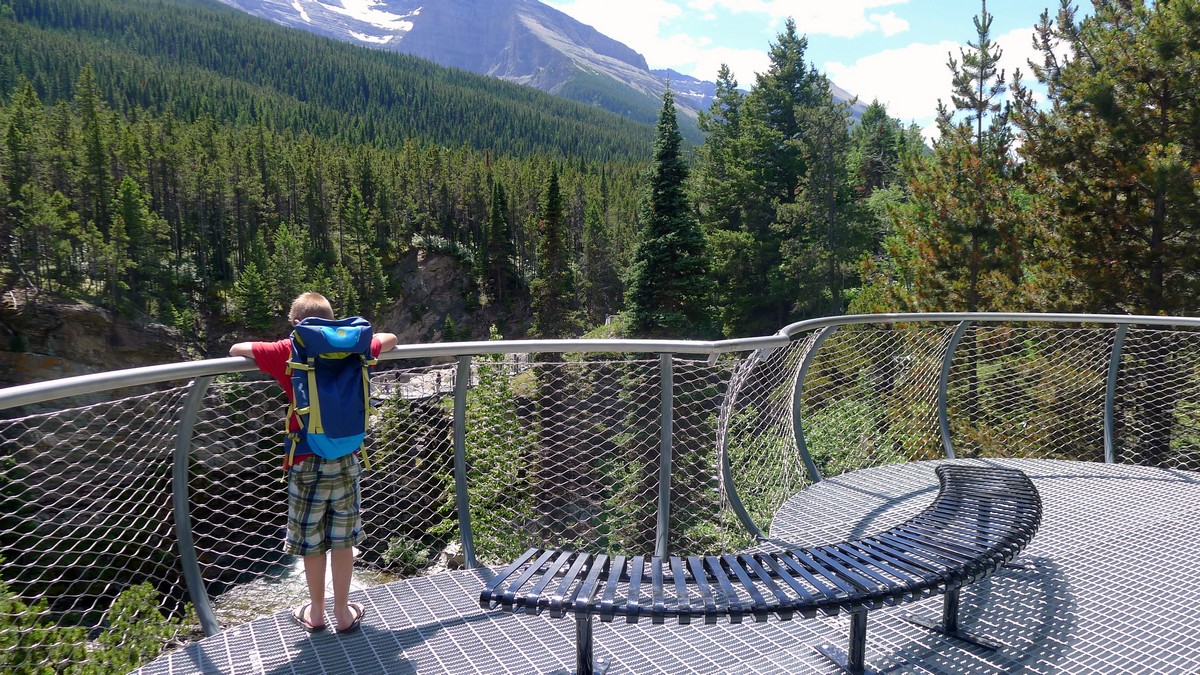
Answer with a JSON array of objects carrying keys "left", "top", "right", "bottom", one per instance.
[{"left": 0, "top": 312, "right": 1197, "bottom": 671}]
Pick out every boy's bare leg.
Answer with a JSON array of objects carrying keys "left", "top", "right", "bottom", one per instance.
[
  {"left": 303, "top": 552, "right": 328, "bottom": 626},
  {"left": 330, "top": 546, "right": 356, "bottom": 628}
]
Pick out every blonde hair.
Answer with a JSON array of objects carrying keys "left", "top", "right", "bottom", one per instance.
[{"left": 288, "top": 292, "right": 335, "bottom": 323}]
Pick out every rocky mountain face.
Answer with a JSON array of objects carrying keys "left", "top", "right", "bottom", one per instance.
[
  {"left": 214, "top": 0, "right": 865, "bottom": 126},
  {"left": 216, "top": 0, "right": 682, "bottom": 120},
  {"left": 0, "top": 292, "right": 198, "bottom": 391}
]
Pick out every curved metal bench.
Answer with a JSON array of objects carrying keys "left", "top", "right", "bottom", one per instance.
[{"left": 480, "top": 463, "right": 1042, "bottom": 674}]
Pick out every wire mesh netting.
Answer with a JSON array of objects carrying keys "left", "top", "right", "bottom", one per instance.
[
  {"left": 0, "top": 319, "right": 1197, "bottom": 671},
  {"left": 0, "top": 387, "right": 193, "bottom": 672}
]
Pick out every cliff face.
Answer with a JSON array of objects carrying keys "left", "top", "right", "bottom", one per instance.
[
  {"left": 0, "top": 294, "right": 198, "bottom": 390},
  {"left": 379, "top": 248, "right": 531, "bottom": 348}
]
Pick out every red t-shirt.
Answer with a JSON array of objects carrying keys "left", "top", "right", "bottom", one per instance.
[{"left": 252, "top": 337, "right": 384, "bottom": 468}]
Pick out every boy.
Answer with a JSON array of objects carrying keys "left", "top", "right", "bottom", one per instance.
[{"left": 230, "top": 292, "right": 398, "bottom": 634}]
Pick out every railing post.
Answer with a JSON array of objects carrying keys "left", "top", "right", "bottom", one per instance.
[
  {"left": 792, "top": 327, "right": 836, "bottom": 484},
  {"left": 1104, "top": 324, "right": 1130, "bottom": 464},
  {"left": 938, "top": 321, "right": 972, "bottom": 460},
  {"left": 655, "top": 353, "right": 674, "bottom": 559},
  {"left": 173, "top": 376, "right": 220, "bottom": 637},
  {"left": 717, "top": 350, "right": 770, "bottom": 540},
  {"left": 454, "top": 355, "right": 477, "bottom": 569}
]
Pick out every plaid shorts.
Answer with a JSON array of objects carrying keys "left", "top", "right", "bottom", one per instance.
[{"left": 286, "top": 454, "right": 363, "bottom": 556}]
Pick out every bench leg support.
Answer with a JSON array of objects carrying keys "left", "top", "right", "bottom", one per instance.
[
  {"left": 901, "top": 588, "right": 1003, "bottom": 651},
  {"left": 574, "top": 615, "right": 609, "bottom": 675},
  {"left": 814, "top": 608, "right": 880, "bottom": 675}
]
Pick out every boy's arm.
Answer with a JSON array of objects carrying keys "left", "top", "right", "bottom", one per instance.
[
  {"left": 229, "top": 342, "right": 255, "bottom": 358},
  {"left": 375, "top": 332, "right": 398, "bottom": 353}
]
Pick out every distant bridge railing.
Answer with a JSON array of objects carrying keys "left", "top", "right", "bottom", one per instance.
[{"left": 0, "top": 313, "right": 1197, "bottom": 671}]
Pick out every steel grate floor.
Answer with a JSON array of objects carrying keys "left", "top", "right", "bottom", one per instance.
[{"left": 136, "top": 459, "right": 1200, "bottom": 674}]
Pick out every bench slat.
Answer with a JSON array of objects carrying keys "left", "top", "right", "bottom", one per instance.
[
  {"left": 527, "top": 550, "right": 574, "bottom": 615},
  {"left": 598, "top": 554, "right": 625, "bottom": 622},
  {"left": 740, "top": 554, "right": 793, "bottom": 621},
  {"left": 757, "top": 553, "right": 818, "bottom": 617},
  {"left": 573, "top": 553, "right": 609, "bottom": 617},
  {"left": 723, "top": 554, "right": 770, "bottom": 622},
  {"left": 624, "top": 555, "right": 645, "bottom": 623},
  {"left": 549, "top": 552, "right": 592, "bottom": 618},
  {"left": 687, "top": 555, "right": 719, "bottom": 624},
  {"left": 706, "top": 555, "right": 744, "bottom": 623},
  {"left": 651, "top": 556, "right": 667, "bottom": 624}
]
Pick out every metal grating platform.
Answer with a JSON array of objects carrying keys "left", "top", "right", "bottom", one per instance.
[{"left": 136, "top": 459, "right": 1200, "bottom": 674}]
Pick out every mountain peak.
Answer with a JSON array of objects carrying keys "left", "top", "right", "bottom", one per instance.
[{"left": 216, "top": 0, "right": 863, "bottom": 130}]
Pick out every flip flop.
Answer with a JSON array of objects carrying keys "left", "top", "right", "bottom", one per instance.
[
  {"left": 336, "top": 602, "right": 365, "bottom": 634},
  {"left": 292, "top": 602, "right": 326, "bottom": 633}
]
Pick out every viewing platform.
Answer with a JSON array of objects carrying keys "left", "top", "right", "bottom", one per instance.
[
  {"left": 138, "top": 458, "right": 1200, "bottom": 674},
  {"left": 1, "top": 313, "right": 1198, "bottom": 673}
]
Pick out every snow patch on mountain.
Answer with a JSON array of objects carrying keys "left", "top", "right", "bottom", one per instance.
[
  {"left": 349, "top": 30, "right": 394, "bottom": 44},
  {"left": 290, "top": 0, "right": 310, "bottom": 23},
  {"left": 314, "top": 1, "right": 418, "bottom": 32}
]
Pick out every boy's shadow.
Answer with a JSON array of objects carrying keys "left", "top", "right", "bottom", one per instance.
[
  {"left": 168, "top": 609, "right": 500, "bottom": 675},
  {"left": 260, "top": 611, "right": 500, "bottom": 675}
]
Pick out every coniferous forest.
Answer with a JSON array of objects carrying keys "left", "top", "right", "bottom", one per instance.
[{"left": 0, "top": 0, "right": 1197, "bottom": 348}]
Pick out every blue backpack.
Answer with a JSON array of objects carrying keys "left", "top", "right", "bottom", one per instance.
[{"left": 285, "top": 316, "right": 376, "bottom": 469}]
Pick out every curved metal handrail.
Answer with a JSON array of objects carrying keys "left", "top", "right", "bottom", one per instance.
[
  {"left": 778, "top": 312, "right": 1200, "bottom": 339},
  {"left": 0, "top": 336, "right": 790, "bottom": 413}
]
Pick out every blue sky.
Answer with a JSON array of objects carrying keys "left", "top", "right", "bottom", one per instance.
[{"left": 542, "top": 0, "right": 1069, "bottom": 137}]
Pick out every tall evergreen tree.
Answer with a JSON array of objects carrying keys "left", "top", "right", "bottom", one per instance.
[
  {"left": 626, "top": 91, "right": 715, "bottom": 339},
  {"left": 577, "top": 202, "right": 622, "bottom": 326},
  {"left": 233, "top": 261, "right": 272, "bottom": 330},
  {"left": 1014, "top": 0, "right": 1200, "bottom": 317},
  {"left": 530, "top": 167, "right": 579, "bottom": 339},
  {"left": 110, "top": 175, "right": 168, "bottom": 314},
  {"left": 694, "top": 65, "right": 758, "bottom": 337},
  {"left": 778, "top": 82, "right": 861, "bottom": 317},
  {"left": 266, "top": 219, "right": 310, "bottom": 316},
  {"left": 75, "top": 66, "right": 112, "bottom": 236},
  {"left": 725, "top": 19, "right": 826, "bottom": 333},
  {"left": 1013, "top": 0, "right": 1200, "bottom": 466},
  {"left": 482, "top": 180, "right": 521, "bottom": 307},
  {"left": 885, "top": 0, "right": 1027, "bottom": 312}
]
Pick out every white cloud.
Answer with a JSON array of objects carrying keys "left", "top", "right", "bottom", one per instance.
[
  {"left": 824, "top": 40, "right": 956, "bottom": 133},
  {"left": 547, "top": 0, "right": 915, "bottom": 81},
  {"left": 869, "top": 11, "right": 909, "bottom": 37},
  {"left": 547, "top": 0, "right": 770, "bottom": 82},
  {"left": 693, "top": 47, "right": 772, "bottom": 84},
  {"left": 688, "top": 0, "right": 911, "bottom": 38},
  {"left": 823, "top": 25, "right": 1049, "bottom": 140}
]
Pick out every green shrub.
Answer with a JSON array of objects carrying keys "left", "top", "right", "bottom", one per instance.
[
  {"left": 381, "top": 536, "right": 432, "bottom": 575},
  {"left": 0, "top": 562, "right": 192, "bottom": 674}
]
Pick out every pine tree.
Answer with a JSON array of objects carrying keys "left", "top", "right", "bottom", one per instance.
[
  {"left": 1014, "top": 0, "right": 1200, "bottom": 316},
  {"left": 233, "top": 262, "right": 273, "bottom": 331},
  {"left": 626, "top": 91, "right": 715, "bottom": 339},
  {"left": 266, "top": 219, "right": 310, "bottom": 316},
  {"left": 888, "top": 0, "right": 1027, "bottom": 312},
  {"left": 1013, "top": 0, "right": 1200, "bottom": 466},
  {"left": 75, "top": 66, "right": 111, "bottom": 235},
  {"left": 577, "top": 202, "right": 621, "bottom": 326},
  {"left": 482, "top": 181, "right": 520, "bottom": 307},
  {"left": 694, "top": 65, "right": 758, "bottom": 336},
  {"left": 708, "top": 19, "right": 826, "bottom": 333},
  {"left": 530, "top": 168, "right": 579, "bottom": 339},
  {"left": 777, "top": 82, "right": 861, "bottom": 317}
]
